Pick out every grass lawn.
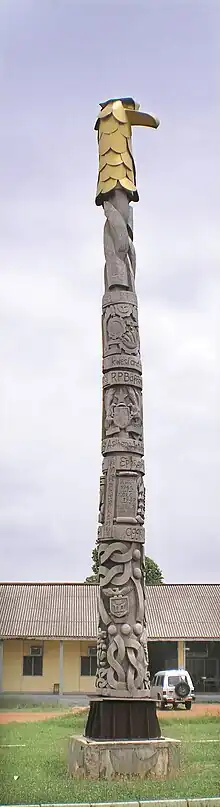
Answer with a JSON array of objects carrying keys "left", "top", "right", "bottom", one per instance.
[
  {"left": 0, "top": 696, "right": 72, "bottom": 712},
  {"left": 0, "top": 712, "right": 219, "bottom": 805}
]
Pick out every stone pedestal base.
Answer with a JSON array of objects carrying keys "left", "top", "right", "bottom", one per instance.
[
  {"left": 68, "top": 735, "right": 181, "bottom": 780},
  {"left": 85, "top": 697, "right": 161, "bottom": 740}
]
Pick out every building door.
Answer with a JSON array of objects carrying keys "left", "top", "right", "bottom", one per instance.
[
  {"left": 187, "top": 653, "right": 218, "bottom": 691},
  {"left": 148, "top": 642, "right": 178, "bottom": 677}
]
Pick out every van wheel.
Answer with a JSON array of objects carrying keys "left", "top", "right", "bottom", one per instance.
[
  {"left": 156, "top": 695, "right": 165, "bottom": 710},
  {"left": 185, "top": 701, "right": 192, "bottom": 710},
  {"left": 157, "top": 695, "right": 165, "bottom": 710}
]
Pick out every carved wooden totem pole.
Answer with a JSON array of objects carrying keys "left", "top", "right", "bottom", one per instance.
[{"left": 85, "top": 98, "right": 160, "bottom": 740}]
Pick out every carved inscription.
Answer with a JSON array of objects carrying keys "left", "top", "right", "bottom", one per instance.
[
  {"left": 98, "top": 524, "right": 145, "bottom": 543},
  {"left": 113, "top": 523, "right": 145, "bottom": 542},
  {"left": 116, "top": 476, "right": 137, "bottom": 520},
  {"left": 103, "top": 370, "right": 142, "bottom": 389},
  {"left": 103, "top": 354, "right": 142, "bottom": 372},
  {"left": 102, "top": 454, "right": 145, "bottom": 474},
  {"left": 119, "top": 455, "right": 145, "bottom": 473},
  {"left": 102, "top": 290, "right": 137, "bottom": 309},
  {"left": 102, "top": 436, "right": 144, "bottom": 456},
  {"left": 104, "top": 460, "right": 116, "bottom": 537}
]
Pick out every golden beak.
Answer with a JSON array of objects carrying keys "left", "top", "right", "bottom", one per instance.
[{"left": 125, "top": 109, "right": 160, "bottom": 129}]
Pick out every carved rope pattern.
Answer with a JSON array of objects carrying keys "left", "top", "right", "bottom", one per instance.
[{"left": 103, "top": 189, "right": 136, "bottom": 292}]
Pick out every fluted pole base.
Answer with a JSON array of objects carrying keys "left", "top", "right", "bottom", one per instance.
[{"left": 85, "top": 697, "right": 161, "bottom": 740}]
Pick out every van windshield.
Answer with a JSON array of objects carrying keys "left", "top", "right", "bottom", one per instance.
[{"left": 168, "top": 675, "right": 187, "bottom": 686}]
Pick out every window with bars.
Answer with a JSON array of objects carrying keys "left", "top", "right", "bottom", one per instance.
[
  {"left": 80, "top": 650, "right": 97, "bottom": 676},
  {"left": 23, "top": 647, "right": 43, "bottom": 676}
]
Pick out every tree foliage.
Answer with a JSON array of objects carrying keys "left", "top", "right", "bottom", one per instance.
[
  {"left": 144, "top": 556, "right": 163, "bottom": 585},
  {"left": 85, "top": 548, "right": 99, "bottom": 583},
  {"left": 85, "top": 547, "right": 163, "bottom": 585}
]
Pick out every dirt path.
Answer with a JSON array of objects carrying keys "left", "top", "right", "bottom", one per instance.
[
  {"left": 0, "top": 702, "right": 220, "bottom": 724},
  {"left": 158, "top": 703, "right": 220, "bottom": 719},
  {"left": 0, "top": 706, "right": 87, "bottom": 724}
]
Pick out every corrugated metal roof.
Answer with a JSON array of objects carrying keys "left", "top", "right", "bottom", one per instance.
[
  {"left": 0, "top": 584, "right": 98, "bottom": 639},
  {"left": 0, "top": 583, "right": 219, "bottom": 640},
  {"left": 144, "top": 584, "right": 220, "bottom": 639}
]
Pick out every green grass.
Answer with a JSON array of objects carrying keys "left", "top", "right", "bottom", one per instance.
[
  {"left": 0, "top": 696, "right": 72, "bottom": 711},
  {"left": 0, "top": 713, "right": 219, "bottom": 805}
]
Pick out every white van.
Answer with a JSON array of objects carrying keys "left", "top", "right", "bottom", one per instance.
[{"left": 151, "top": 668, "right": 195, "bottom": 709}]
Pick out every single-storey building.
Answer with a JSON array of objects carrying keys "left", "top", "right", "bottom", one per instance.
[{"left": 0, "top": 582, "right": 219, "bottom": 695}]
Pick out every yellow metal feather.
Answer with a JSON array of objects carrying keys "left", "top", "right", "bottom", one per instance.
[
  {"left": 126, "top": 168, "right": 134, "bottom": 182},
  {"left": 100, "top": 163, "right": 126, "bottom": 182},
  {"left": 120, "top": 176, "right": 136, "bottom": 193},
  {"left": 109, "top": 130, "right": 126, "bottom": 154},
  {"left": 121, "top": 150, "right": 133, "bottom": 170},
  {"left": 98, "top": 177, "right": 117, "bottom": 194},
  {"left": 127, "top": 137, "right": 133, "bottom": 156},
  {"left": 99, "top": 103, "right": 114, "bottom": 119},
  {"left": 100, "top": 115, "right": 119, "bottom": 135},
  {"left": 106, "top": 150, "right": 123, "bottom": 166},
  {"left": 99, "top": 133, "right": 112, "bottom": 155},
  {"left": 99, "top": 154, "right": 108, "bottom": 170},
  {"left": 118, "top": 122, "right": 131, "bottom": 139},
  {"left": 112, "top": 100, "right": 127, "bottom": 123}
]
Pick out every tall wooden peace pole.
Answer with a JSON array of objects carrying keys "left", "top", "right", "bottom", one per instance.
[{"left": 85, "top": 98, "right": 160, "bottom": 740}]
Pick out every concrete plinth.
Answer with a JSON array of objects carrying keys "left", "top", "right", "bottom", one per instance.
[{"left": 68, "top": 735, "right": 180, "bottom": 780}]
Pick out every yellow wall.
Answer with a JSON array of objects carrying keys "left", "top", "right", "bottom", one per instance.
[
  {"left": 62, "top": 640, "right": 96, "bottom": 692},
  {"left": 3, "top": 640, "right": 59, "bottom": 693},
  {"left": 178, "top": 640, "right": 185, "bottom": 668},
  {"left": 63, "top": 641, "right": 80, "bottom": 692},
  {"left": 2, "top": 639, "right": 96, "bottom": 694},
  {"left": 2, "top": 640, "right": 22, "bottom": 692},
  {"left": 23, "top": 641, "right": 59, "bottom": 693},
  {"left": 1, "top": 638, "right": 188, "bottom": 693},
  {"left": 79, "top": 675, "right": 96, "bottom": 693},
  {"left": 79, "top": 640, "right": 96, "bottom": 693}
]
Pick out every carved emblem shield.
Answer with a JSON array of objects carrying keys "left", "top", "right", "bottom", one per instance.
[{"left": 110, "top": 594, "right": 129, "bottom": 618}]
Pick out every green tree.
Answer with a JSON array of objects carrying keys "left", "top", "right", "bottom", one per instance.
[
  {"left": 85, "top": 547, "right": 99, "bottom": 583},
  {"left": 144, "top": 556, "right": 163, "bottom": 585},
  {"left": 85, "top": 548, "right": 163, "bottom": 585}
]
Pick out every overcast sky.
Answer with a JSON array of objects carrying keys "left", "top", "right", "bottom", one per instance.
[{"left": 0, "top": 0, "right": 219, "bottom": 583}]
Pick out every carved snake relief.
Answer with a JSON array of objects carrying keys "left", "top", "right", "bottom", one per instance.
[
  {"left": 107, "top": 632, "right": 145, "bottom": 691},
  {"left": 107, "top": 634, "right": 126, "bottom": 687},
  {"left": 126, "top": 637, "right": 145, "bottom": 689},
  {"left": 97, "top": 540, "right": 147, "bottom": 692}
]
